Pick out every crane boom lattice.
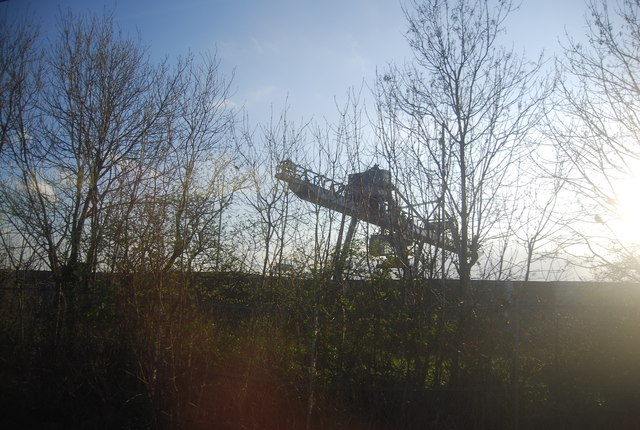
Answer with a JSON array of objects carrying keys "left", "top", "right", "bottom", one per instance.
[{"left": 275, "top": 160, "right": 459, "bottom": 256}]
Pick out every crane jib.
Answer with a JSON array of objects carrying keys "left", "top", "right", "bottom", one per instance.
[{"left": 275, "top": 160, "right": 460, "bottom": 255}]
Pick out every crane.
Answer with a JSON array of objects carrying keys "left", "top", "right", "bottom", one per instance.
[{"left": 275, "top": 159, "right": 459, "bottom": 279}]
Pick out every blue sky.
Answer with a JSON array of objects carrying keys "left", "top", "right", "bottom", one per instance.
[{"left": 3, "top": 0, "right": 588, "bottom": 127}]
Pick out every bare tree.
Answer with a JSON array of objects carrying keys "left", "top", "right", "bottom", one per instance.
[
  {"left": 371, "top": 0, "right": 551, "bottom": 391},
  {"left": 0, "top": 14, "right": 41, "bottom": 271},
  {"left": 479, "top": 155, "right": 572, "bottom": 282},
  {"left": 28, "top": 13, "right": 178, "bottom": 277},
  {"left": 377, "top": 0, "right": 549, "bottom": 288},
  {"left": 238, "top": 107, "right": 306, "bottom": 277},
  {"left": 0, "top": 13, "right": 39, "bottom": 155},
  {"left": 97, "top": 53, "right": 243, "bottom": 275},
  {"left": 553, "top": 0, "right": 640, "bottom": 278},
  {"left": 0, "top": 13, "right": 184, "bottom": 350},
  {"left": 158, "top": 54, "right": 240, "bottom": 273}
]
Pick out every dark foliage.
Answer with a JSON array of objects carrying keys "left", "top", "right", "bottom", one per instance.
[{"left": 1, "top": 272, "right": 640, "bottom": 429}]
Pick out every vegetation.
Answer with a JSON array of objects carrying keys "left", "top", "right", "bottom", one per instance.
[{"left": 2, "top": 272, "right": 640, "bottom": 429}]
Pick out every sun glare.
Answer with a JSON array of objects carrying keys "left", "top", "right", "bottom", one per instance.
[{"left": 611, "top": 175, "right": 640, "bottom": 245}]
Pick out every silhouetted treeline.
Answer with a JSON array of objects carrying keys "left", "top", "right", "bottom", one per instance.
[{"left": 2, "top": 270, "right": 640, "bottom": 429}]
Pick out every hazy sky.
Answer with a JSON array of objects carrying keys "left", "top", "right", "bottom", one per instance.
[{"left": 3, "top": 0, "right": 589, "bottom": 127}]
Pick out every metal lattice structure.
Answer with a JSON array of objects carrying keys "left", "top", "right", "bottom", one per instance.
[{"left": 275, "top": 159, "right": 459, "bottom": 278}]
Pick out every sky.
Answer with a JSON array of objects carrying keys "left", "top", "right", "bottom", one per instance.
[{"left": 3, "top": 0, "right": 589, "bottom": 128}]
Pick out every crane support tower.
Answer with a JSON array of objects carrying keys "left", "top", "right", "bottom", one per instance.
[{"left": 275, "top": 159, "right": 459, "bottom": 279}]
